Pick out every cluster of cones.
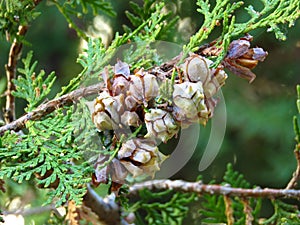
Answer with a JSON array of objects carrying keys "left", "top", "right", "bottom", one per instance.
[{"left": 91, "top": 53, "right": 227, "bottom": 185}]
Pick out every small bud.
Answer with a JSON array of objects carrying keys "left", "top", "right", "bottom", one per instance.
[
  {"left": 181, "top": 54, "right": 210, "bottom": 83},
  {"left": 181, "top": 54, "right": 228, "bottom": 98},
  {"left": 93, "top": 112, "right": 113, "bottom": 130},
  {"left": 112, "top": 60, "right": 131, "bottom": 96},
  {"left": 92, "top": 92, "right": 125, "bottom": 131},
  {"left": 125, "top": 212, "right": 136, "bottom": 224},
  {"left": 114, "top": 60, "right": 130, "bottom": 78},
  {"left": 35, "top": 87, "right": 41, "bottom": 98},
  {"left": 145, "top": 109, "right": 178, "bottom": 142},
  {"left": 112, "top": 75, "right": 130, "bottom": 96},
  {"left": 172, "top": 81, "right": 209, "bottom": 126},
  {"left": 118, "top": 139, "right": 136, "bottom": 159},
  {"left": 94, "top": 156, "right": 128, "bottom": 185},
  {"left": 252, "top": 47, "right": 268, "bottom": 61},
  {"left": 173, "top": 82, "right": 205, "bottom": 117},
  {"left": 203, "top": 66, "right": 227, "bottom": 98},
  {"left": 110, "top": 158, "right": 128, "bottom": 183},
  {"left": 121, "top": 111, "right": 141, "bottom": 127},
  {"left": 31, "top": 72, "right": 36, "bottom": 81},
  {"left": 181, "top": 54, "right": 227, "bottom": 98},
  {"left": 118, "top": 138, "right": 167, "bottom": 178},
  {"left": 227, "top": 39, "right": 250, "bottom": 59},
  {"left": 119, "top": 161, "right": 143, "bottom": 177},
  {"left": 143, "top": 71, "right": 159, "bottom": 102},
  {"left": 93, "top": 155, "right": 109, "bottom": 185},
  {"left": 131, "top": 149, "right": 152, "bottom": 163},
  {"left": 125, "top": 95, "right": 138, "bottom": 110},
  {"left": 127, "top": 70, "right": 159, "bottom": 107},
  {"left": 214, "top": 67, "right": 227, "bottom": 86}
]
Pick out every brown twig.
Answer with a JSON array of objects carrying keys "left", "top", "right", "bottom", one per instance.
[
  {"left": 128, "top": 179, "right": 300, "bottom": 199},
  {"left": 241, "top": 198, "right": 254, "bottom": 225},
  {"left": 286, "top": 144, "right": 300, "bottom": 189},
  {"left": 0, "top": 83, "right": 104, "bottom": 135},
  {"left": 0, "top": 179, "right": 5, "bottom": 193},
  {"left": 1, "top": 204, "right": 60, "bottom": 217},
  {"left": 4, "top": 0, "right": 43, "bottom": 124},
  {"left": 224, "top": 195, "right": 234, "bottom": 225},
  {"left": 4, "top": 25, "right": 28, "bottom": 124}
]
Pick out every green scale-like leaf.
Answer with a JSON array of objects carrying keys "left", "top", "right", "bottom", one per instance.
[
  {"left": 13, "top": 51, "right": 56, "bottom": 112},
  {"left": 0, "top": 107, "right": 93, "bottom": 206},
  {"left": 182, "top": 0, "right": 300, "bottom": 65},
  {"left": 126, "top": 189, "right": 196, "bottom": 225}
]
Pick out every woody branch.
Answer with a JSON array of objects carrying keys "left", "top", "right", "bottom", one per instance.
[
  {"left": 128, "top": 179, "right": 300, "bottom": 199},
  {"left": 0, "top": 83, "right": 104, "bottom": 134},
  {"left": 4, "top": 179, "right": 300, "bottom": 224}
]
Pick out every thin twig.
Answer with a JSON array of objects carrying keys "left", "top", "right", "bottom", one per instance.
[
  {"left": 4, "top": 0, "right": 43, "bottom": 124},
  {"left": 4, "top": 25, "right": 28, "bottom": 124},
  {"left": 0, "top": 179, "right": 5, "bottom": 192},
  {"left": 0, "top": 83, "right": 103, "bottom": 135},
  {"left": 241, "top": 198, "right": 254, "bottom": 225},
  {"left": 128, "top": 179, "right": 300, "bottom": 199},
  {"left": 286, "top": 144, "right": 300, "bottom": 189},
  {"left": 1, "top": 204, "right": 60, "bottom": 217},
  {"left": 224, "top": 195, "right": 234, "bottom": 225}
]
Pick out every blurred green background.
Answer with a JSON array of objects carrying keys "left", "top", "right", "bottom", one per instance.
[{"left": 1, "top": 0, "right": 300, "bottom": 223}]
